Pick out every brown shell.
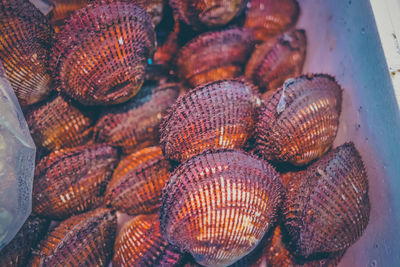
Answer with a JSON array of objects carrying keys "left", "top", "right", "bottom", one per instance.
[
  {"left": 48, "top": 0, "right": 90, "bottom": 30},
  {"left": 255, "top": 74, "right": 342, "bottom": 166},
  {"left": 0, "top": 215, "right": 49, "bottom": 267},
  {"left": 245, "top": 29, "right": 307, "bottom": 93},
  {"left": 244, "top": 0, "right": 300, "bottom": 42},
  {"left": 176, "top": 28, "right": 255, "bottom": 87},
  {"left": 94, "top": 83, "right": 180, "bottom": 154},
  {"left": 51, "top": 2, "right": 156, "bottom": 105},
  {"left": 26, "top": 95, "right": 93, "bottom": 151},
  {"left": 0, "top": 0, "right": 53, "bottom": 106},
  {"left": 106, "top": 146, "right": 171, "bottom": 215},
  {"left": 30, "top": 208, "right": 117, "bottom": 266},
  {"left": 160, "top": 150, "right": 283, "bottom": 267},
  {"left": 33, "top": 144, "right": 118, "bottom": 220},
  {"left": 283, "top": 143, "right": 370, "bottom": 257},
  {"left": 160, "top": 79, "right": 261, "bottom": 162}
]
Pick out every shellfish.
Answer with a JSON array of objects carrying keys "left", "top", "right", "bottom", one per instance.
[
  {"left": 283, "top": 143, "right": 370, "bottom": 257},
  {"left": 160, "top": 150, "right": 283, "bottom": 267},
  {"left": 255, "top": 74, "right": 342, "bottom": 166},
  {"left": 51, "top": 1, "right": 156, "bottom": 105},
  {"left": 160, "top": 79, "right": 260, "bottom": 162},
  {"left": 33, "top": 144, "right": 119, "bottom": 220},
  {"left": 48, "top": 0, "right": 90, "bottom": 31}
]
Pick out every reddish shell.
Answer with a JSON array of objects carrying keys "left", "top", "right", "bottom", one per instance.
[
  {"left": 48, "top": 0, "right": 89, "bottom": 30},
  {"left": 154, "top": 14, "right": 180, "bottom": 67},
  {"left": 283, "top": 143, "right": 370, "bottom": 257},
  {"left": 245, "top": 29, "right": 307, "bottom": 93},
  {"left": 161, "top": 150, "right": 283, "bottom": 267},
  {"left": 255, "top": 74, "right": 342, "bottom": 166},
  {"left": 176, "top": 28, "right": 255, "bottom": 87},
  {"left": 160, "top": 79, "right": 261, "bottom": 162},
  {"left": 33, "top": 144, "right": 119, "bottom": 220}
]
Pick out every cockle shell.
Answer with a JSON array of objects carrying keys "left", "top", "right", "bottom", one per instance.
[
  {"left": 283, "top": 143, "right": 370, "bottom": 257},
  {"left": 160, "top": 79, "right": 261, "bottom": 162},
  {"left": 160, "top": 150, "right": 283, "bottom": 267},
  {"left": 33, "top": 144, "right": 118, "bottom": 220},
  {"left": 175, "top": 28, "right": 255, "bottom": 87},
  {"left": 0, "top": 0, "right": 53, "bottom": 106},
  {"left": 106, "top": 146, "right": 171, "bottom": 215},
  {"left": 48, "top": 0, "right": 89, "bottom": 30},
  {"left": 245, "top": 29, "right": 307, "bottom": 93},
  {"left": 30, "top": 208, "right": 117, "bottom": 266},
  {"left": 51, "top": 2, "right": 156, "bottom": 105},
  {"left": 255, "top": 74, "right": 342, "bottom": 166}
]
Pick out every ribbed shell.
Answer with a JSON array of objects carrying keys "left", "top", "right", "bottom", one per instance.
[
  {"left": 245, "top": 29, "right": 307, "bottom": 93},
  {"left": 176, "top": 28, "right": 255, "bottom": 87},
  {"left": 51, "top": 2, "right": 156, "bottom": 105},
  {"left": 0, "top": 0, "right": 53, "bottom": 106},
  {"left": 95, "top": 83, "right": 180, "bottom": 154},
  {"left": 26, "top": 95, "right": 93, "bottom": 151},
  {"left": 160, "top": 79, "right": 261, "bottom": 162},
  {"left": 255, "top": 74, "right": 342, "bottom": 166},
  {"left": 106, "top": 146, "right": 171, "bottom": 215},
  {"left": 49, "top": 0, "right": 90, "bottom": 30},
  {"left": 0, "top": 215, "right": 49, "bottom": 267},
  {"left": 283, "top": 143, "right": 370, "bottom": 257},
  {"left": 161, "top": 150, "right": 283, "bottom": 267},
  {"left": 244, "top": 0, "right": 300, "bottom": 42},
  {"left": 30, "top": 208, "right": 117, "bottom": 266},
  {"left": 33, "top": 144, "right": 119, "bottom": 220}
]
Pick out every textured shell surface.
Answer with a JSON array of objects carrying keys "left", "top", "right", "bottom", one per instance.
[
  {"left": 160, "top": 150, "right": 283, "bottom": 267},
  {"left": 30, "top": 208, "right": 117, "bottom": 267},
  {"left": 95, "top": 83, "right": 180, "bottom": 154},
  {"left": 245, "top": 29, "right": 307, "bottom": 93},
  {"left": 160, "top": 79, "right": 261, "bottom": 162},
  {"left": 176, "top": 28, "right": 255, "bottom": 87},
  {"left": 244, "top": 0, "right": 300, "bottom": 42},
  {"left": 0, "top": 215, "right": 49, "bottom": 267},
  {"left": 0, "top": 0, "right": 53, "bottom": 106},
  {"left": 49, "top": 0, "right": 90, "bottom": 30},
  {"left": 283, "top": 143, "right": 370, "bottom": 257},
  {"left": 26, "top": 95, "right": 93, "bottom": 151},
  {"left": 51, "top": 2, "right": 156, "bottom": 105},
  {"left": 255, "top": 74, "right": 342, "bottom": 166},
  {"left": 32, "top": 144, "right": 119, "bottom": 220},
  {"left": 106, "top": 146, "right": 171, "bottom": 215}
]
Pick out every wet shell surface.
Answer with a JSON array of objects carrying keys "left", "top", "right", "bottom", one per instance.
[
  {"left": 0, "top": 0, "right": 53, "bottom": 106},
  {"left": 106, "top": 146, "right": 171, "bottom": 215},
  {"left": 175, "top": 28, "right": 255, "bottom": 87},
  {"left": 245, "top": 29, "right": 307, "bottom": 93},
  {"left": 244, "top": 0, "right": 300, "bottom": 42},
  {"left": 95, "top": 83, "right": 180, "bottom": 154},
  {"left": 160, "top": 150, "right": 283, "bottom": 267},
  {"left": 160, "top": 79, "right": 260, "bottom": 162},
  {"left": 255, "top": 74, "right": 342, "bottom": 166},
  {"left": 0, "top": 215, "right": 49, "bottom": 267},
  {"left": 32, "top": 144, "right": 119, "bottom": 220},
  {"left": 30, "top": 208, "right": 117, "bottom": 266},
  {"left": 26, "top": 95, "right": 93, "bottom": 151},
  {"left": 283, "top": 143, "right": 370, "bottom": 257},
  {"left": 51, "top": 2, "right": 156, "bottom": 105}
]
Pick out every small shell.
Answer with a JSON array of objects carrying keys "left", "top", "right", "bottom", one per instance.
[
  {"left": 26, "top": 95, "right": 93, "bottom": 151},
  {"left": 48, "top": 0, "right": 90, "bottom": 30},
  {"left": 0, "top": 216, "right": 49, "bottom": 267},
  {"left": 33, "top": 144, "right": 119, "bottom": 220},
  {"left": 255, "top": 74, "right": 342, "bottom": 166},
  {"left": 106, "top": 146, "right": 171, "bottom": 215},
  {"left": 94, "top": 83, "right": 180, "bottom": 154},
  {"left": 30, "top": 208, "right": 117, "bottom": 266},
  {"left": 0, "top": 0, "right": 53, "bottom": 106},
  {"left": 154, "top": 14, "right": 180, "bottom": 67},
  {"left": 161, "top": 150, "right": 283, "bottom": 267},
  {"left": 51, "top": 2, "right": 156, "bottom": 105},
  {"left": 283, "top": 143, "right": 370, "bottom": 257},
  {"left": 160, "top": 79, "right": 260, "bottom": 162},
  {"left": 176, "top": 28, "right": 255, "bottom": 87},
  {"left": 245, "top": 29, "right": 307, "bottom": 93},
  {"left": 244, "top": 0, "right": 300, "bottom": 42}
]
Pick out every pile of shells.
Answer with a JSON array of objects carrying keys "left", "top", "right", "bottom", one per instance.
[{"left": 0, "top": 0, "right": 371, "bottom": 266}]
